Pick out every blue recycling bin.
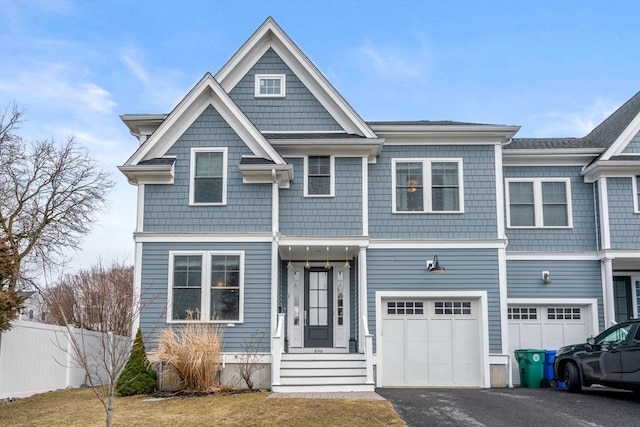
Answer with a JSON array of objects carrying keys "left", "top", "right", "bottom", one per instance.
[{"left": 544, "top": 350, "right": 556, "bottom": 382}]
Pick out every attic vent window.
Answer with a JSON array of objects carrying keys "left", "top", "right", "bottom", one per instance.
[{"left": 255, "top": 74, "right": 285, "bottom": 97}]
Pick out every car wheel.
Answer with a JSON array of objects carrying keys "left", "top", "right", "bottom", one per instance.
[{"left": 564, "top": 362, "right": 582, "bottom": 393}]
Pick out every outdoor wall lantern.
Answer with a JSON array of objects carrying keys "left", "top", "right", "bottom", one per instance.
[
  {"left": 542, "top": 270, "right": 551, "bottom": 284},
  {"left": 427, "top": 255, "right": 446, "bottom": 274}
]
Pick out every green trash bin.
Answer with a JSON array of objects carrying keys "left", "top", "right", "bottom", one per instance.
[{"left": 514, "top": 349, "right": 545, "bottom": 388}]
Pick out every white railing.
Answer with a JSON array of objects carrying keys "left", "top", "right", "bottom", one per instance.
[
  {"left": 0, "top": 320, "right": 130, "bottom": 399},
  {"left": 271, "top": 313, "right": 285, "bottom": 386},
  {"left": 362, "top": 315, "right": 374, "bottom": 384}
]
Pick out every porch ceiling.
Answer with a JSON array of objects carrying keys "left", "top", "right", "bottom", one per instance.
[
  {"left": 613, "top": 257, "right": 640, "bottom": 272},
  {"left": 278, "top": 244, "right": 360, "bottom": 261}
]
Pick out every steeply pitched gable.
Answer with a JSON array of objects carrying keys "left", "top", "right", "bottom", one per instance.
[{"left": 215, "top": 17, "right": 377, "bottom": 138}]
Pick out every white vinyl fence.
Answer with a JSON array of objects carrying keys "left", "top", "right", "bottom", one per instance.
[{"left": 0, "top": 320, "right": 131, "bottom": 399}]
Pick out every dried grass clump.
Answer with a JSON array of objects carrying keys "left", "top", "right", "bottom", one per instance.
[{"left": 149, "top": 321, "right": 224, "bottom": 392}]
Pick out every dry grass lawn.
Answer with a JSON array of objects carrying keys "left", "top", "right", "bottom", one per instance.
[{"left": 0, "top": 388, "right": 404, "bottom": 426}]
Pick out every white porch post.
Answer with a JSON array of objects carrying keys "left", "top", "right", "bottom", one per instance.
[
  {"left": 358, "top": 246, "right": 368, "bottom": 353},
  {"left": 601, "top": 258, "right": 615, "bottom": 327}
]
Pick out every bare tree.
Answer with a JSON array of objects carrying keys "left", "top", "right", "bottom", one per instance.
[
  {"left": 44, "top": 259, "right": 150, "bottom": 427},
  {"left": 0, "top": 102, "right": 114, "bottom": 293},
  {"left": 235, "top": 330, "right": 267, "bottom": 390},
  {"left": 43, "top": 260, "right": 134, "bottom": 336}
]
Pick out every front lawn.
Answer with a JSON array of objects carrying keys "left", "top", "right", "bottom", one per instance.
[{"left": 0, "top": 388, "right": 404, "bottom": 426}]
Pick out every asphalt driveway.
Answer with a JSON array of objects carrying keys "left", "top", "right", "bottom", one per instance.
[{"left": 376, "top": 387, "right": 640, "bottom": 427}]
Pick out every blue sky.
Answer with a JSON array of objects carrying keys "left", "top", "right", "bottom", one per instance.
[{"left": 1, "top": 0, "right": 639, "bottom": 275}]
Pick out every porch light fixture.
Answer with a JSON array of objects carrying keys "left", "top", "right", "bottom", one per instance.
[
  {"left": 427, "top": 255, "right": 446, "bottom": 274},
  {"left": 324, "top": 246, "right": 331, "bottom": 269},
  {"left": 344, "top": 246, "right": 351, "bottom": 269},
  {"left": 287, "top": 246, "right": 293, "bottom": 269},
  {"left": 304, "top": 246, "right": 310, "bottom": 269},
  {"left": 542, "top": 271, "right": 551, "bottom": 284}
]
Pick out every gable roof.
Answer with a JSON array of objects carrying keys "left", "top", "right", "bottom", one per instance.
[
  {"left": 121, "top": 73, "right": 286, "bottom": 167},
  {"left": 215, "top": 17, "right": 377, "bottom": 139}
]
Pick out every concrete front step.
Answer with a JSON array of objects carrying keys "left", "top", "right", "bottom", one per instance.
[
  {"left": 281, "top": 360, "right": 365, "bottom": 369},
  {"left": 281, "top": 368, "right": 366, "bottom": 377},
  {"left": 280, "top": 375, "right": 367, "bottom": 385}
]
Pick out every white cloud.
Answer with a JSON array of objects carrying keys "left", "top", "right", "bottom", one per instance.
[
  {"left": 122, "top": 52, "right": 150, "bottom": 84},
  {"left": 529, "top": 97, "right": 620, "bottom": 137},
  {"left": 354, "top": 35, "right": 430, "bottom": 80}
]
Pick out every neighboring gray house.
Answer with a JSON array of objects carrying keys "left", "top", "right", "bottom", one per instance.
[{"left": 119, "top": 17, "right": 640, "bottom": 392}]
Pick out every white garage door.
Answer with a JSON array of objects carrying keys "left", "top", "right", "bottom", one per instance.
[
  {"left": 508, "top": 304, "right": 590, "bottom": 384},
  {"left": 381, "top": 298, "right": 481, "bottom": 387}
]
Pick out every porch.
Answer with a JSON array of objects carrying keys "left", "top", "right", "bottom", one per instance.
[{"left": 271, "top": 243, "right": 374, "bottom": 392}]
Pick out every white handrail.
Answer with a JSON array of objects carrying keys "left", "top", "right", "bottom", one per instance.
[
  {"left": 362, "top": 315, "right": 374, "bottom": 384},
  {"left": 271, "top": 313, "right": 285, "bottom": 386}
]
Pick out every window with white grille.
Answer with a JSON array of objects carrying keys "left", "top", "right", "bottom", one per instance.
[
  {"left": 434, "top": 301, "right": 472, "bottom": 315},
  {"left": 547, "top": 307, "right": 581, "bottom": 320},
  {"left": 508, "top": 307, "right": 538, "bottom": 320},
  {"left": 387, "top": 301, "right": 424, "bottom": 315}
]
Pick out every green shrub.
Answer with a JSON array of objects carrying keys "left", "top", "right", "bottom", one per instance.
[{"left": 116, "top": 328, "right": 157, "bottom": 396}]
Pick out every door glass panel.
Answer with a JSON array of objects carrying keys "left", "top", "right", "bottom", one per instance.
[{"left": 309, "top": 272, "right": 328, "bottom": 326}]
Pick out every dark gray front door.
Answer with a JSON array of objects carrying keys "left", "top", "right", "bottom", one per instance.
[
  {"left": 304, "top": 268, "right": 333, "bottom": 347},
  {"left": 613, "top": 277, "right": 633, "bottom": 322}
]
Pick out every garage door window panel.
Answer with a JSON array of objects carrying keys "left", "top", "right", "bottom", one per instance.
[
  {"left": 435, "top": 301, "right": 472, "bottom": 315},
  {"left": 547, "top": 307, "right": 581, "bottom": 320},
  {"left": 508, "top": 307, "right": 538, "bottom": 320}
]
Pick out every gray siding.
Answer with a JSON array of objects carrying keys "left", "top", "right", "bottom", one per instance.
[
  {"left": 607, "top": 177, "right": 640, "bottom": 249},
  {"left": 621, "top": 130, "right": 640, "bottom": 154},
  {"left": 143, "top": 105, "right": 272, "bottom": 233},
  {"left": 504, "top": 166, "right": 597, "bottom": 252},
  {"left": 229, "top": 48, "right": 342, "bottom": 132},
  {"left": 139, "top": 241, "right": 272, "bottom": 352},
  {"left": 507, "top": 260, "right": 603, "bottom": 328},
  {"left": 280, "top": 157, "right": 363, "bottom": 236},
  {"left": 368, "top": 145, "right": 498, "bottom": 239},
  {"left": 367, "top": 248, "right": 502, "bottom": 353}
]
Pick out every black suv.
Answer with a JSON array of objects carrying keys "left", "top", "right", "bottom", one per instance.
[{"left": 554, "top": 319, "right": 640, "bottom": 393}]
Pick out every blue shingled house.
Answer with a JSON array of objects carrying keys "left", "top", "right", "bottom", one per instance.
[{"left": 119, "top": 17, "right": 640, "bottom": 391}]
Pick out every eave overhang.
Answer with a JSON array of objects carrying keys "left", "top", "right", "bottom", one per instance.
[
  {"left": 237, "top": 163, "right": 294, "bottom": 188},
  {"left": 502, "top": 148, "right": 602, "bottom": 167},
  {"left": 370, "top": 124, "right": 520, "bottom": 144},
  {"left": 581, "top": 158, "right": 640, "bottom": 182},
  {"left": 268, "top": 137, "right": 385, "bottom": 161},
  {"left": 120, "top": 114, "right": 167, "bottom": 140},
  {"left": 117, "top": 163, "right": 174, "bottom": 185}
]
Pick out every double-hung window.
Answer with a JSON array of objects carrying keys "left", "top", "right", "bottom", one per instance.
[
  {"left": 190, "top": 148, "right": 227, "bottom": 205},
  {"left": 506, "top": 178, "right": 572, "bottom": 228},
  {"left": 255, "top": 74, "right": 286, "bottom": 97},
  {"left": 305, "top": 155, "right": 334, "bottom": 197},
  {"left": 169, "top": 251, "right": 244, "bottom": 323},
  {"left": 392, "top": 158, "right": 463, "bottom": 213}
]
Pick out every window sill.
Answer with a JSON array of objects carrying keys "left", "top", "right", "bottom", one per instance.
[
  {"left": 168, "top": 319, "right": 242, "bottom": 324},
  {"left": 304, "top": 194, "right": 334, "bottom": 198},
  {"left": 392, "top": 210, "right": 464, "bottom": 215},
  {"left": 507, "top": 226, "right": 573, "bottom": 229},
  {"left": 189, "top": 202, "right": 227, "bottom": 207}
]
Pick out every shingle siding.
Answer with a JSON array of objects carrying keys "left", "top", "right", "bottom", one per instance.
[
  {"left": 280, "top": 157, "right": 363, "bottom": 236},
  {"left": 607, "top": 177, "right": 640, "bottom": 249},
  {"left": 143, "top": 105, "right": 272, "bottom": 233},
  {"left": 367, "top": 248, "right": 502, "bottom": 353},
  {"left": 621, "top": 130, "right": 640, "bottom": 154},
  {"left": 507, "top": 260, "right": 604, "bottom": 329},
  {"left": 229, "top": 48, "right": 343, "bottom": 132},
  {"left": 139, "top": 241, "right": 272, "bottom": 352},
  {"left": 368, "top": 145, "right": 498, "bottom": 239},
  {"left": 504, "top": 166, "right": 597, "bottom": 252}
]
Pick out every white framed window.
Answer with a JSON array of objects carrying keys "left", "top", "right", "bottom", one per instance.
[
  {"left": 547, "top": 307, "right": 581, "bottom": 320},
  {"left": 189, "top": 148, "right": 227, "bottom": 206},
  {"left": 168, "top": 251, "right": 244, "bottom": 323},
  {"left": 505, "top": 178, "right": 572, "bottom": 228},
  {"left": 254, "top": 74, "right": 286, "bottom": 97},
  {"left": 434, "top": 301, "right": 472, "bottom": 315},
  {"left": 392, "top": 158, "right": 464, "bottom": 213},
  {"left": 508, "top": 307, "right": 538, "bottom": 320},
  {"left": 304, "top": 155, "right": 334, "bottom": 197},
  {"left": 633, "top": 176, "right": 640, "bottom": 214},
  {"left": 386, "top": 301, "right": 425, "bottom": 315}
]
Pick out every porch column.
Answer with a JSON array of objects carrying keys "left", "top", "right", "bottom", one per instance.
[
  {"left": 358, "top": 246, "right": 368, "bottom": 353},
  {"left": 601, "top": 258, "right": 615, "bottom": 327}
]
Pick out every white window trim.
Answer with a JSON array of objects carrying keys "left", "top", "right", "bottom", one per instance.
[
  {"left": 254, "top": 74, "right": 286, "bottom": 98},
  {"left": 391, "top": 158, "right": 464, "bottom": 214},
  {"left": 303, "top": 155, "right": 335, "bottom": 197},
  {"left": 505, "top": 177, "right": 573, "bottom": 228},
  {"left": 633, "top": 175, "right": 640, "bottom": 214},
  {"left": 189, "top": 147, "right": 228, "bottom": 206},
  {"left": 167, "top": 250, "right": 244, "bottom": 324}
]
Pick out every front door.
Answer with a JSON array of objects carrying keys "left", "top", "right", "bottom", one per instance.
[
  {"left": 613, "top": 277, "right": 633, "bottom": 322},
  {"left": 304, "top": 268, "right": 333, "bottom": 347}
]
